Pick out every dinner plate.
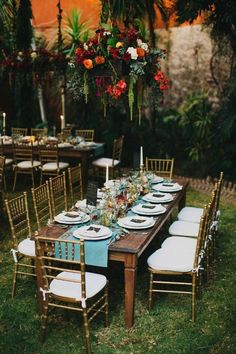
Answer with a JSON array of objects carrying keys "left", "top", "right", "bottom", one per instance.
[
  {"left": 151, "top": 175, "right": 164, "bottom": 184},
  {"left": 131, "top": 203, "right": 166, "bottom": 216},
  {"left": 117, "top": 216, "right": 155, "bottom": 229},
  {"left": 142, "top": 192, "right": 173, "bottom": 203},
  {"left": 79, "top": 142, "right": 96, "bottom": 148},
  {"left": 75, "top": 199, "right": 96, "bottom": 211},
  {"left": 153, "top": 182, "right": 182, "bottom": 192},
  {"left": 73, "top": 224, "right": 112, "bottom": 240},
  {"left": 58, "top": 142, "right": 72, "bottom": 148},
  {"left": 54, "top": 211, "right": 90, "bottom": 224},
  {"left": 104, "top": 179, "right": 120, "bottom": 188}
]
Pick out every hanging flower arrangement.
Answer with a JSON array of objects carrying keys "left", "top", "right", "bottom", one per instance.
[{"left": 69, "top": 26, "right": 170, "bottom": 122}]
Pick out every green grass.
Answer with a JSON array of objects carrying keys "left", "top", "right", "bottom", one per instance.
[{"left": 0, "top": 186, "right": 236, "bottom": 354}]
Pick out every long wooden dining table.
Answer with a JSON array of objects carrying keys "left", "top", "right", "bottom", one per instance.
[{"left": 35, "top": 181, "right": 188, "bottom": 328}]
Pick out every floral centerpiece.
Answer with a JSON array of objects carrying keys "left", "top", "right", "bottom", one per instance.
[{"left": 68, "top": 26, "right": 170, "bottom": 122}]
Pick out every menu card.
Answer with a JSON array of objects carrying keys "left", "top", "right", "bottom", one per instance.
[{"left": 86, "top": 180, "right": 98, "bottom": 206}]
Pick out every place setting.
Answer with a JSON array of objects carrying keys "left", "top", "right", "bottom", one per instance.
[
  {"left": 117, "top": 215, "right": 155, "bottom": 230},
  {"left": 131, "top": 203, "right": 166, "bottom": 216},
  {"left": 142, "top": 191, "right": 174, "bottom": 203},
  {"left": 152, "top": 182, "right": 182, "bottom": 192},
  {"left": 73, "top": 224, "right": 112, "bottom": 240},
  {"left": 54, "top": 210, "right": 90, "bottom": 225}
]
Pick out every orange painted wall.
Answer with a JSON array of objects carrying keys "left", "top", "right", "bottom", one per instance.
[
  {"left": 32, "top": 0, "right": 204, "bottom": 32},
  {"left": 32, "top": 0, "right": 101, "bottom": 30}
]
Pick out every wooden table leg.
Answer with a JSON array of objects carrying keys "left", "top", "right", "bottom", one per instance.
[{"left": 124, "top": 254, "right": 137, "bottom": 328}]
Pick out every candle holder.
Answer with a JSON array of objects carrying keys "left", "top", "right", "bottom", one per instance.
[{"left": 139, "top": 164, "right": 144, "bottom": 174}]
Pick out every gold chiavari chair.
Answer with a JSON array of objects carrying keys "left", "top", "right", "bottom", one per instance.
[
  {"left": 145, "top": 157, "right": 174, "bottom": 180},
  {"left": 5, "top": 192, "right": 36, "bottom": 297},
  {"left": 0, "top": 141, "right": 13, "bottom": 189},
  {"left": 38, "top": 143, "right": 69, "bottom": 184},
  {"left": 0, "top": 156, "right": 5, "bottom": 213},
  {"left": 147, "top": 206, "right": 208, "bottom": 322},
  {"left": 31, "top": 181, "right": 53, "bottom": 230},
  {"left": 13, "top": 142, "right": 41, "bottom": 191},
  {"left": 75, "top": 129, "right": 95, "bottom": 142},
  {"left": 49, "top": 172, "right": 68, "bottom": 218},
  {"left": 68, "top": 164, "right": 83, "bottom": 208},
  {"left": 36, "top": 236, "right": 109, "bottom": 354},
  {"left": 11, "top": 127, "right": 28, "bottom": 139},
  {"left": 92, "top": 135, "right": 124, "bottom": 179},
  {"left": 60, "top": 128, "right": 72, "bottom": 142},
  {"left": 31, "top": 128, "right": 48, "bottom": 139}
]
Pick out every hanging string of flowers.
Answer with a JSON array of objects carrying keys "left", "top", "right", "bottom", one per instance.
[{"left": 69, "top": 26, "right": 170, "bottom": 123}]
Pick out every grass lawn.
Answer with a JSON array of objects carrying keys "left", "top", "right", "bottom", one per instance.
[{"left": 0, "top": 186, "right": 236, "bottom": 354}]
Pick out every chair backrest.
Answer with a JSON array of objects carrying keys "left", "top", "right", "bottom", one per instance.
[
  {"left": 68, "top": 164, "right": 83, "bottom": 207},
  {"left": 5, "top": 192, "right": 31, "bottom": 248},
  {"left": 49, "top": 172, "right": 68, "bottom": 217},
  {"left": 60, "top": 128, "right": 71, "bottom": 142},
  {"left": 31, "top": 128, "right": 48, "bottom": 138},
  {"left": 145, "top": 157, "right": 174, "bottom": 180},
  {"left": 112, "top": 136, "right": 124, "bottom": 165},
  {"left": 13, "top": 142, "right": 33, "bottom": 164},
  {"left": 75, "top": 129, "right": 95, "bottom": 142},
  {"left": 215, "top": 171, "right": 223, "bottom": 217},
  {"left": 39, "top": 144, "right": 59, "bottom": 166},
  {"left": 193, "top": 205, "right": 209, "bottom": 270},
  {"left": 11, "top": 127, "right": 28, "bottom": 138},
  {"left": 36, "top": 236, "right": 86, "bottom": 298},
  {"left": 32, "top": 181, "right": 53, "bottom": 230}
]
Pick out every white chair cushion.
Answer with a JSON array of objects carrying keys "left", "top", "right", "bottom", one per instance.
[
  {"left": 161, "top": 236, "right": 197, "bottom": 253},
  {"left": 178, "top": 207, "right": 203, "bottom": 223},
  {"left": 169, "top": 220, "right": 199, "bottom": 238},
  {"left": 17, "top": 160, "right": 41, "bottom": 169},
  {"left": 5, "top": 158, "right": 13, "bottom": 165},
  {"left": 41, "top": 162, "right": 69, "bottom": 171},
  {"left": 92, "top": 157, "right": 120, "bottom": 168},
  {"left": 147, "top": 247, "right": 195, "bottom": 272},
  {"left": 18, "top": 238, "right": 35, "bottom": 257},
  {"left": 50, "top": 271, "right": 107, "bottom": 301}
]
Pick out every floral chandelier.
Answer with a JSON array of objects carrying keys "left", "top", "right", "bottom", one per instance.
[{"left": 69, "top": 26, "right": 170, "bottom": 123}]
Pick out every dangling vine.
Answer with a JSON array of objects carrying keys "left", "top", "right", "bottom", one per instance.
[{"left": 57, "top": 0, "right": 63, "bottom": 53}]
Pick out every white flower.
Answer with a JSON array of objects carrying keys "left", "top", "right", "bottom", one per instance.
[
  {"left": 137, "top": 39, "right": 142, "bottom": 46},
  {"left": 83, "top": 43, "right": 88, "bottom": 50},
  {"left": 127, "top": 47, "right": 138, "bottom": 60},
  {"left": 141, "top": 42, "right": 149, "bottom": 52},
  {"left": 104, "top": 31, "right": 111, "bottom": 36},
  {"left": 30, "top": 51, "right": 37, "bottom": 59}
]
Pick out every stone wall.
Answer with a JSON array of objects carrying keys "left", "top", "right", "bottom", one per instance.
[{"left": 156, "top": 25, "right": 232, "bottom": 109}]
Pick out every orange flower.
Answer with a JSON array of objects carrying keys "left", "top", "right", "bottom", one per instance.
[
  {"left": 136, "top": 48, "right": 146, "bottom": 58},
  {"left": 83, "top": 59, "right": 93, "bottom": 70},
  {"left": 116, "top": 42, "right": 123, "bottom": 48},
  {"left": 95, "top": 56, "right": 105, "bottom": 65}
]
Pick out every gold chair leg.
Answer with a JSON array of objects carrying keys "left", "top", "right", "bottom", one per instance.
[
  {"left": 83, "top": 308, "right": 91, "bottom": 354},
  {"left": 148, "top": 272, "right": 153, "bottom": 310},
  {"left": 13, "top": 170, "right": 17, "bottom": 191},
  {"left": 12, "top": 263, "right": 18, "bottom": 297},
  {"left": 192, "top": 274, "right": 196, "bottom": 322},
  {"left": 40, "top": 303, "right": 49, "bottom": 341}
]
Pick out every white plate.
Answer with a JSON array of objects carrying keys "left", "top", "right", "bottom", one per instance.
[
  {"left": 104, "top": 179, "right": 120, "bottom": 188},
  {"left": 75, "top": 199, "right": 96, "bottom": 211},
  {"left": 132, "top": 204, "right": 166, "bottom": 216},
  {"left": 55, "top": 211, "right": 90, "bottom": 224},
  {"left": 79, "top": 142, "right": 96, "bottom": 147},
  {"left": 151, "top": 175, "right": 164, "bottom": 184},
  {"left": 58, "top": 142, "right": 72, "bottom": 148},
  {"left": 118, "top": 218, "right": 155, "bottom": 230},
  {"left": 142, "top": 192, "right": 173, "bottom": 203},
  {"left": 73, "top": 224, "right": 112, "bottom": 240},
  {"left": 153, "top": 182, "right": 182, "bottom": 192},
  {"left": 118, "top": 215, "right": 155, "bottom": 229}
]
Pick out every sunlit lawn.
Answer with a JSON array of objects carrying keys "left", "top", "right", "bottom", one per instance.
[{"left": 0, "top": 184, "right": 235, "bottom": 354}]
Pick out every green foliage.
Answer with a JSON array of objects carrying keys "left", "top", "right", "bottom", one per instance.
[
  {"left": 64, "top": 8, "right": 90, "bottom": 57},
  {"left": 16, "top": 0, "right": 33, "bottom": 50}
]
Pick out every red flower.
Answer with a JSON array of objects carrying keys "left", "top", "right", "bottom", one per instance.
[
  {"left": 122, "top": 52, "right": 131, "bottom": 61},
  {"left": 154, "top": 70, "right": 171, "bottom": 90},
  {"left": 109, "top": 48, "right": 120, "bottom": 59}
]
